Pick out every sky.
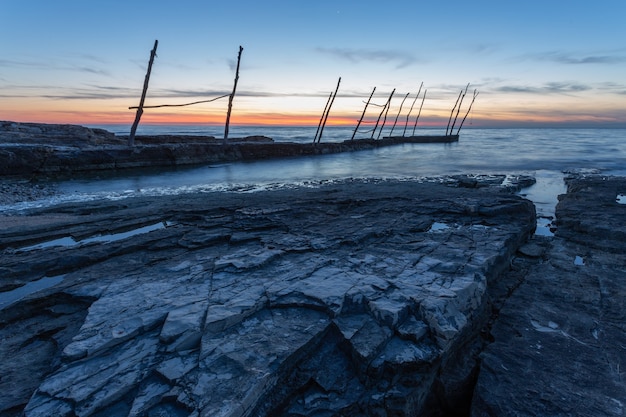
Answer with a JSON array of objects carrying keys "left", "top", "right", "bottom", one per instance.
[{"left": 1, "top": 0, "right": 625, "bottom": 128}]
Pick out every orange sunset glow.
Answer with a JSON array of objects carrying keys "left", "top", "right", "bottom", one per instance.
[{"left": 1, "top": 2, "right": 625, "bottom": 129}]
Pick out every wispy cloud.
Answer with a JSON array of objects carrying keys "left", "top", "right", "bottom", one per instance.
[
  {"left": 315, "top": 47, "right": 419, "bottom": 69},
  {"left": 0, "top": 82, "right": 348, "bottom": 101},
  {"left": 2, "top": 84, "right": 139, "bottom": 100},
  {"left": 470, "top": 43, "right": 499, "bottom": 54},
  {"left": 0, "top": 58, "right": 111, "bottom": 76},
  {"left": 520, "top": 50, "right": 626, "bottom": 65},
  {"left": 596, "top": 81, "right": 626, "bottom": 95},
  {"left": 495, "top": 81, "right": 592, "bottom": 94},
  {"left": 157, "top": 88, "right": 361, "bottom": 100}
]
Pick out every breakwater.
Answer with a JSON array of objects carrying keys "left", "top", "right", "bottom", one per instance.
[{"left": 0, "top": 121, "right": 457, "bottom": 178}]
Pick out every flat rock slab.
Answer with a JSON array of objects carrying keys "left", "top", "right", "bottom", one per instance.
[
  {"left": 472, "top": 175, "right": 626, "bottom": 417},
  {"left": 0, "top": 179, "right": 535, "bottom": 416}
]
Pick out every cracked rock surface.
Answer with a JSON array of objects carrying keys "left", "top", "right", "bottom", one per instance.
[
  {"left": 0, "top": 179, "right": 535, "bottom": 416},
  {"left": 472, "top": 175, "right": 626, "bottom": 417}
]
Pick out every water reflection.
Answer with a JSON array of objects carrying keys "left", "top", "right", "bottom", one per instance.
[{"left": 0, "top": 275, "right": 65, "bottom": 310}]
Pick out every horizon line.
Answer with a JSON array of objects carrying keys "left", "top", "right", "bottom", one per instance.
[{"left": 4, "top": 116, "right": 626, "bottom": 130}]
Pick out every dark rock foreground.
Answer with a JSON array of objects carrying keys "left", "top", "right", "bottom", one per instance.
[
  {"left": 471, "top": 175, "right": 626, "bottom": 416},
  {"left": 2, "top": 175, "right": 625, "bottom": 417},
  {"left": 1, "top": 178, "right": 535, "bottom": 417}
]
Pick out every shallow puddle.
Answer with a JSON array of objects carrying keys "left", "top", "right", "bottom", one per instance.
[
  {"left": 534, "top": 216, "right": 557, "bottom": 237},
  {"left": 428, "top": 222, "right": 450, "bottom": 232},
  {"left": 0, "top": 275, "right": 65, "bottom": 310},
  {"left": 518, "top": 170, "right": 567, "bottom": 237},
  {"left": 19, "top": 221, "right": 169, "bottom": 251}
]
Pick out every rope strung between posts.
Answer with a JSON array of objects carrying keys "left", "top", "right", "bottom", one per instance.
[{"left": 128, "top": 94, "right": 230, "bottom": 110}]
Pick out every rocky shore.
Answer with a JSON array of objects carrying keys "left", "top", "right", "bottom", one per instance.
[
  {"left": 1, "top": 121, "right": 625, "bottom": 416},
  {"left": 2, "top": 172, "right": 624, "bottom": 416},
  {"left": 471, "top": 175, "right": 626, "bottom": 416},
  {"left": 0, "top": 121, "right": 456, "bottom": 179},
  {"left": 1, "top": 176, "right": 536, "bottom": 416}
]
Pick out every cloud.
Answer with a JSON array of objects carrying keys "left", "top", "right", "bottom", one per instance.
[
  {"left": 596, "top": 82, "right": 626, "bottom": 95},
  {"left": 315, "top": 47, "right": 418, "bottom": 69},
  {"left": 495, "top": 81, "right": 592, "bottom": 94},
  {"left": 522, "top": 51, "right": 626, "bottom": 65},
  {"left": 157, "top": 88, "right": 362, "bottom": 100},
  {"left": 0, "top": 81, "right": 354, "bottom": 102},
  {"left": 70, "top": 66, "right": 110, "bottom": 76},
  {"left": 0, "top": 58, "right": 110, "bottom": 76},
  {"left": 30, "top": 84, "right": 139, "bottom": 100},
  {"left": 467, "top": 43, "right": 499, "bottom": 55}
]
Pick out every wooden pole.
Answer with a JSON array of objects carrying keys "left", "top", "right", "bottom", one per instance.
[
  {"left": 456, "top": 89, "right": 478, "bottom": 135},
  {"left": 351, "top": 87, "right": 376, "bottom": 140},
  {"left": 371, "top": 89, "right": 395, "bottom": 139},
  {"left": 224, "top": 45, "right": 243, "bottom": 142},
  {"left": 370, "top": 101, "right": 385, "bottom": 139},
  {"left": 446, "top": 89, "right": 463, "bottom": 136},
  {"left": 129, "top": 39, "right": 158, "bottom": 147},
  {"left": 412, "top": 89, "right": 427, "bottom": 136},
  {"left": 317, "top": 77, "right": 341, "bottom": 144},
  {"left": 450, "top": 83, "right": 469, "bottom": 135},
  {"left": 403, "top": 82, "right": 422, "bottom": 136},
  {"left": 389, "top": 92, "right": 410, "bottom": 137},
  {"left": 314, "top": 92, "right": 333, "bottom": 143},
  {"left": 377, "top": 89, "right": 395, "bottom": 139}
]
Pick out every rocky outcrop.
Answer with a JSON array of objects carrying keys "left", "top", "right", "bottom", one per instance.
[
  {"left": 0, "top": 121, "right": 457, "bottom": 179},
  {"left": 0, "top": 178, "right": 535, "bottom": 416},
  {"left": 0, "top": 121, "right": 118, "bottom": 146},
  {"left": 471, "top": 175, "right": 626, "bottom": 416}
]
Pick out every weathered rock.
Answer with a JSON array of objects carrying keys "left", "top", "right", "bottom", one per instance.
[
  {"left": 1, "top": 121, "right": 459, "bottom": 179},
  {"left": 0, "top": 179, "right": 536, "bottom": 416},
  {"left": 471, "top": 175, "right": 626, "bottom": 417},
  {"left": 0, "top": 120, "right": 117, "bottom": 146}
]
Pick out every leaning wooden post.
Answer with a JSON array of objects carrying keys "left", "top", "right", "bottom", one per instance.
[
  {"left": 412, "top": 89, "right": 427, "bottom": 136},
  {"left": 316, "top": 77, "right": 341, "bottom": 144},
  {"left": 351, "top": 86, "right": 376, "bottom": 140},
  {"left": 446, "top": 89, "right": 463, "bottom": 136},
  {"left": 450, "top": 83, "right": 469, "bottom": 135},
  {"left": 377, "top": 89, "right": 395, "bottom": 139},
  {"left": 129, "top": 39, "right": 158, "bottom": 147},
  {"left": 456, "top": 89, "right": 478, "bottom": 135},
  {"left": 403, "top": 82, "right": 422, "bottom": 136},
  {"left": 389, "top": 92, "right": 410, "bottom": 137},
  {"left": 224, "top": 45, "right": 243, "bottom": 142},
  {"left": 371, "top": 89, "right": 394, "bottom": 139},
  {"left": 314, "top": 92, "right": 333, "bottom": 143}
]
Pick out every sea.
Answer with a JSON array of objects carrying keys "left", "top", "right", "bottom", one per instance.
[{"left": 4, "top": 125, "right": 626, "bottom": 236}]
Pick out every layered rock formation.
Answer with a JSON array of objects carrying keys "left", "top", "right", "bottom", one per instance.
[
  {"left": 0, "top": 178, "right": 535, "bottom": 416},
  {"left": 472, "top": 175, "right": 626, "bottom": 416}
]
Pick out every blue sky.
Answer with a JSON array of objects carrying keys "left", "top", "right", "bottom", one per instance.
[{"left": 1, "top": 0, "right": 625, "bottom": 127}]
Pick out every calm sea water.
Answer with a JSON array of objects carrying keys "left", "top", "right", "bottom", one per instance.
[{"left": 4, "top": 126, "right": 626, "bottom": 220}]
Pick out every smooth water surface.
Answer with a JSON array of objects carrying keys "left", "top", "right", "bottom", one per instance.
[
  {"left": 19, "top": 222, "right": 168, "bottom": 251},
  {"left": 0, "top": 275, "right": 65, "bottom": 310},
  {"left": 3, "top": 127, "right": 626, "bottom": 212}
]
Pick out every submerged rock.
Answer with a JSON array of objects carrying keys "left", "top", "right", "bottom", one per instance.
[{"left": 0, "top": 179, "right": 536, "bottom": 416}]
